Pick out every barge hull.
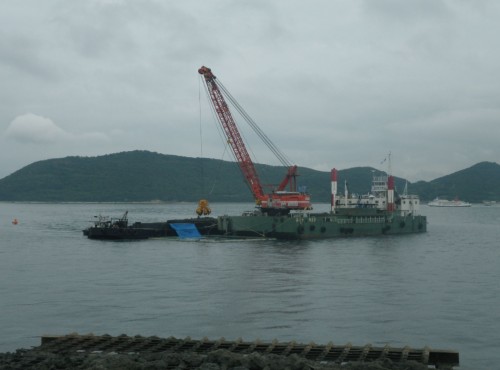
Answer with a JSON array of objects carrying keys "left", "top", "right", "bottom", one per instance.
[
  {"left": 84, "top": 218, "right": 220, "bottom": 240},
  {"left": 218, "top": 212, "right": 427, "bottom": 240}
]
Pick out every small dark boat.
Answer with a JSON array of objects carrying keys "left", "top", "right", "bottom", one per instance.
[{"left": 83, "top": 211, "right": 220, "bottom": 240}]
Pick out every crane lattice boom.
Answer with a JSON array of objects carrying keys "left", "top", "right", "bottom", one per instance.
[{"left": 198, "top": 66, "right": 311, "bottom": 214}]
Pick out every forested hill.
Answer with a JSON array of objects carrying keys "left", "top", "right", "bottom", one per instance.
[
  {"left": 0, "top": 151, "right": 499, "bottom": 203},
  {"left": 411, "top": 161, "right": 500, "bottom": 203}
]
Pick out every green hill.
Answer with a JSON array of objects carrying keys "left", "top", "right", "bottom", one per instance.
[
  {"left": 411, "top": 161, "right": 500, "bottom": 202},
  {"left": 0, "top": 151, "right": 499, "bottom": 203}
]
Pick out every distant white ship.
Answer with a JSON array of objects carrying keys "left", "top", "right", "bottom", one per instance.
[{"left": 428, "top": 198, "right": 471, "bottom": 207}]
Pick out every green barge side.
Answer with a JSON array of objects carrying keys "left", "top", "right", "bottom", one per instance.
[{"left": 218, "top": 207, "right": 427, "bottom": 240}]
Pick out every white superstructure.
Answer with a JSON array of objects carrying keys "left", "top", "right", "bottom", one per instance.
[
  {"left": 428, "top": 198, "right": 471, "bottom": 207},
  {"left": 334, "top": 174, "right": 421, "bottom": 215}
]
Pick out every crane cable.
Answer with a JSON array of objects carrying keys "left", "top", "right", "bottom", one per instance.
[
  {"left": 199, "top": 76, "right": 245, "bottom": 197},
  {"left": 200, "top": 75, "right": 257, "bottom": 197},
  {"left": 216, "top": 79, "right": 293, "bottom": 169},
  {"left": 198, "top": 76, "right": 204, "bottom": 196}
]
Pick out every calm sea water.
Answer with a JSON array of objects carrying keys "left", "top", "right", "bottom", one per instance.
[{"left": 1, "top": 202, "right": 499, "bottom": 369}]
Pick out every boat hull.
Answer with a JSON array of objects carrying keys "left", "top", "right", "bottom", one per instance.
[
  {"left": 428, "top": 203, "right": 471, "bottom": 207},
  {"left": 217, "top": 211, "right": 427, "bottom": 240},
  {"left": 84, "top": 218, "right": 220, "bottom": 240}
]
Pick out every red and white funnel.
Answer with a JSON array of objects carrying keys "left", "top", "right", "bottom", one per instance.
[
  {"left": 331, "top": 168, "right": 337, "bottom": 212},
  {"left": 387, "top": 175, "right": 395, "bottom": 211}
]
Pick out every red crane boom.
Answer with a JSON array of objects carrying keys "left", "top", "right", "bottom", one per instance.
[{"left": 198, "top": 66, "right": 311, "bottom": 214}]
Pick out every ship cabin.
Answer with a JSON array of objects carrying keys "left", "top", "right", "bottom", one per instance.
[
  {"left": 336, "top": 175, "right": 421, "bottom": 215},
  {"left": 398, "top": 194, "right": 420, "bottom": 215}
]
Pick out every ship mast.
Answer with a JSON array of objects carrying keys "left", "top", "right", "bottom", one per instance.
[{"left": 386, "top": 151, "right": 394, "bottom": 212}]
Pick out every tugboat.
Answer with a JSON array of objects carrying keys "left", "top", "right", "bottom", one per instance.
[{"left": 83, "top": 210, "right": 220, "bottom": 240}]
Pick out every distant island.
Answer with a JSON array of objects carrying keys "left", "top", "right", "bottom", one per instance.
[{"left": 0, "top": 150, "right": 499, "bottom": 203}]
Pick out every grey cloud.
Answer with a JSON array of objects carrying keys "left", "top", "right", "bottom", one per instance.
[
  {"left": 362, "top": 0, "right": 451, "bottom": 22},
  {"left": 0, "top": 32, "right": 59, "bottom": 81},
  {"left": 0, "top": 0, "right": 499, "bottom": 181}
]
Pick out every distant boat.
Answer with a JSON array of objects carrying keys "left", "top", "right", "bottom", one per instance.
[
  {"left": 482, "top": 200, "right": 497, "bottom": 206},
  {"left": 428, "top": 197, "right": 471, "bottom": 207}
]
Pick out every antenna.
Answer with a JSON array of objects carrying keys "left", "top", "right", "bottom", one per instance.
[{"left": 388, "top": 151, "right": 392, "bottom": 176}]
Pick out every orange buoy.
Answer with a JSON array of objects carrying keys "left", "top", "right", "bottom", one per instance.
[{"left": 12, "top": 218, "right": 18, "bottom": 225}]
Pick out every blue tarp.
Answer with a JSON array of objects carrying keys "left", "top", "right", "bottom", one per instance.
[{"left": 170, "top": 223, "right": 202, "bottom": 239}]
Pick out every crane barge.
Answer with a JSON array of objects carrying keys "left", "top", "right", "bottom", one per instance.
[
  {"left": 198, "top": 66, "right": 311, "bottom": 215},
  {"left": 83, "top": 68, "right": 427, "bottom": 241},
  {"left": 200, "top": 66, "right": 427, "bottom": 239}
]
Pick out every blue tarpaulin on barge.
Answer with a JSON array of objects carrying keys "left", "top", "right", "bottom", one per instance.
[{"left": 170, "top": 223, "right": 202, "bottom": 239}]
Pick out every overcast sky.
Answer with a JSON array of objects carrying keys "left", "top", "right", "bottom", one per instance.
[{"left": 1, "top": 0, "right": 499, "bottom": 182}]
